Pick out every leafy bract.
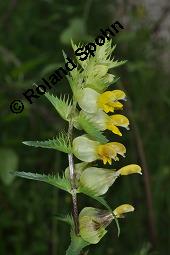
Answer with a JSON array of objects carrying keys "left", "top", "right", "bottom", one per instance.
[
  {"left": 14, "top": 171, "right": 71, "bottom": 193},
  {"left": 55, "top": 214, "right": 74, "bottom": 226},
  {"left": 77, "top": 112, "right": 108, "bottom": 144},
  {"left": 45, "top": 92, "right": 73, "bottom": 121},
  {"left": 109, "top": 60, "right": 127, "bottom": 68},
  {"left": 23, "top": 132, "right": 72, "bottom": 153}
]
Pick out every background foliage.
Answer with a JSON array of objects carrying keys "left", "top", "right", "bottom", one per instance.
[{"left": 0, "top": 0, "right": 170, "bottom": 254}]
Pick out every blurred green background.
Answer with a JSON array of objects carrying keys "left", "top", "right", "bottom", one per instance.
[{"left": 0, "top": 0, "right": 170, "bottom": 254}]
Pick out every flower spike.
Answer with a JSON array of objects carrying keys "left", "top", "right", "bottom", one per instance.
[{"left": 17, "top": 39, "right": 142, "bottom": 254}]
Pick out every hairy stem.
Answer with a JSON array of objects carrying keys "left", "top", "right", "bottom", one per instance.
[{"left": 68, "top": 106, "right": 79, "bottom": 236}]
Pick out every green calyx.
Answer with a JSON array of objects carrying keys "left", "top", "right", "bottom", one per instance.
[{"left": 79, "top": 207, "right": 113, "bottom": 244}]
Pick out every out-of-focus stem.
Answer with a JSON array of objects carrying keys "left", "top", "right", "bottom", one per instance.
[{"left": 119, "top": 82, "right": 157, "bottom": 247}]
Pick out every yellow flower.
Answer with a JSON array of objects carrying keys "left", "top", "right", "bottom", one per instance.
[
  {"left": 113, "top": 204, "right": 134, "bottom": 218},
  {"left": 97, "top": 142, "right": 126, "bottom": 164},
  {"left": 73, "top": 135, "right": 126, "bottom": 164},
  {"left": 77, "top": 87, "right": 126, "bottom": 114},
  {"left": 79, "top": 204, "right": 134, "bottom": 244},
  {"left": 83, "top": 110, "right": 129, "bottom": 136},
  {"left": 98, "top": 90, "right": 126, "bottom": 113},
  {"left": 107, "top": 114, "right": 129, "bottom": 134}
]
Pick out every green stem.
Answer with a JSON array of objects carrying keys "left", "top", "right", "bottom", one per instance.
[
  {"left": 68, "top": 101, "right": 79, "bottom": 236},
  {"left": 66, "top": 234, "right": 89, "bottom": 255}
]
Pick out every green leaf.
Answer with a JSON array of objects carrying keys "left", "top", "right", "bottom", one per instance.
[
  {"left": 110, "top": 60, "right": 127, "bottom": 69},
  {"left": 45, "top": 92, "right": 73, "bottom": 121},
  {"left": 60, "top": 18, "right": 92, "bottom": 45},
  {"left": 14, "top": 171, "right": 72, "bottom": 193},
  {"left": 77, "top": 112, "right": 108, "bottom": 144},
  {"left": 23, "top": 132, "right": 72, "bottom": 153},
  {"left": 0, "top": 148, "right": 18, "bottom": 185},
  {"left": 40, "top": 63, "right": 63, "bottom": 77},
  {"left": 67, "top": 67, "right": 83, "bottom": 96},
  {"left": 11, "top": 56, "right": 46, "bottom": 78},
  {"left": 55, "top": 214, "right": 74, "bottom": 226},
  {"left": 79, "top": 185, "right": 111, "bottom": 209}
]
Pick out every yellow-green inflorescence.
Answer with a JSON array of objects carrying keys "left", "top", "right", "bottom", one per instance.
[
  {"left": 18, "top": 40, "right": 142, "bottom": 254},
  {"left": 69, "top": 40, "right": 142, "bottom": 246}
]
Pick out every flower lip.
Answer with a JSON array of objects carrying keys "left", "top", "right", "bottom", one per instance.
[
  {"left": 118, "top": 164, "right": 142, "bottom": 175},
  {"left": 97, "top": 142, "right": 126, "bottom": 165},
  {"left": 98, "top": 90, "right": 126, "bottom": 113},
  {"left": 109, "top": 114, "right": 129, "bottom": 129},
  {"left": 113, "top": 204, "right": 135, "bottom": 218}
]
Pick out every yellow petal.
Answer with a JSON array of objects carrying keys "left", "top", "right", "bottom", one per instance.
[
  {"left": 110, "top": 114, "right": 129, "bottom": 129},
  {"left": 111, "top": 90, "right": 126, "bottom": 100},
  {"left": 110, "top": 142, "right": 126, "bottom": 157},
  {"left": 106, "top": 123, "right": 122, "bottom": 136},
  {"left": 111, "top": 101, "right": 123, "bottom": 110},
  {"left": 97, "top": 90, "right": 126, "bottom": 113},
  {"left": 96, "top": 142, "right": 126, "bottom": 164},
  {"left": 118, "top": 164, "right": 142, "bottom": 175},
  {"left": 103, "top": 156, "right": 108, "bottom": 165},
  {"left": 97, "top": 145, "right": 115, "bottom": 164},
  {"left": 113, "top": 204, "right": 134, "bottom": 218},
  {"left": 103, "top": 104, "right": 114, "bottom": 113}
]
